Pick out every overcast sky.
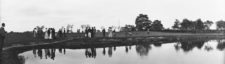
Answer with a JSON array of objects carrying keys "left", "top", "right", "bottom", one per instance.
[{"left": 1, "top": 0, "right": 225, "bottom": 32}]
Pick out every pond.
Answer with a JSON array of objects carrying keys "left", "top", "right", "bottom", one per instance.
[{"left": 16, "top": 38, "right": 225, "bottom": 64}]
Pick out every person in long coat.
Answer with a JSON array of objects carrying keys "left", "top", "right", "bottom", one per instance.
[
  {"left": 0, "top": 23, "right": 6, "bottom": 52},
  {"left": 44, "top": 28, "right": 49, "bottom": 39},
  {"left": 108, "top": 27, "right": 113, "bottom": 37},
  {"left": 102, "top": 29, "right": 106, "bottom": 37}
]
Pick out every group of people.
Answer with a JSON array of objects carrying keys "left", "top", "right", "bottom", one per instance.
[
  {"left": 43, "top": 28, "right": 56, "bottom": 39},
  {"left": 85, "top": 27, "right": 96, "bottom": 38},
  {"left": 33, "top": 27, "right": 67, "bottom": 40},
  {"left": 85, "top": 48, "right": 97, "bottom": 58},
  {"left": 83, "top": 27, "right": 116, "bottom": 38},
  {"left": 57, "top": 28, "right": 67, "bottom": 38},
  {"left": 32, "top": 26, "right": 118, "bottom": 39},
  {"left": 102, "top": 27, "right": 116, "bottom": 38},
  {"left": 33, "top": 27, "right": 44, "bottom": 39}
]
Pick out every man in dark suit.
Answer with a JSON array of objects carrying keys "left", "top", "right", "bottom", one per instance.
[{"left": 0, "top": 23, "right": 6, "bottom": 52}]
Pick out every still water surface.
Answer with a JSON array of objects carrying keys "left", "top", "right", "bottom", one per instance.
[{"left": 18, "top": 40, "right": 225, "bottom": 64}]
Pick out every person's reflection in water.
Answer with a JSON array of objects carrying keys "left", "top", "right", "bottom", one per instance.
[
  {"left": 125, "top": 46, "right": 129, "bottom": 53},
  {"left": 63, "top": 48, "right": 66, "bottom": 54},
  {"left": 37, "top": 49, "right": 43, "bottom": 59},
  {"left": 51, "top": 48, "right": 56, "bottom": 60},
  {"left": 85, "top": 48, "right": 97, "bottom": 58},
  {"left": 85, "top": 48, "right": 91, "bottom": 58},
  {"left": 33, "top": 49, "right": 37, "bottom": 58},
  {"left": 113, "top": 46, "right": 116, "bottom": 51},
  {"left": 91, "top": 48, "right": 96, "bottom": 58},
  {"left": 32, "top": 48, "right": 67, "bottom": 60},
  {"left": 102, "top": 48, "right": 106, "bottom": 55},
  {"left": 129, "top": 45, "right": 132, "bottom": 50},
  {"left": 59, "top": 48, "right": 62, "bottom": 53},
  {"left": 44, "top": 48, "right": 48, "bottom": 59},
  {"left": 46, "top": 48, "right": 51, "bottom": 59},
  {"left": 44, "top": 48, "right": 51, "bottom": 59},
  {"left": 136, "top": 44, "right": 151, "bottom": 56},
  {"left": 108, "top": 47, "right": 113, "bottom": 57}
]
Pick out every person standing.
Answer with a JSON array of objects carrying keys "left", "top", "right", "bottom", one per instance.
[
  {"left": 47, "top": 28, "right": 50, "bottom": 39},
  {"left": 44, "top": 28, "right": 48, "bottom": 39},
  {"left": 0, "top": 23, "right": 6, "bottom": 52},
  {"left": 93, "top": 27, "right": 96, "bottom": 38},
  {"left": 88, "top": 27, "right": 92, "bottom": 38},
  {"left": 52, "top": 28, "right": 55, "bottom": 39},
  {"left": 102, "top": 28, "right": 106, "bottom": 37},
  {"left": 63, "top": 28, "right": 66, "bottom": 37},
  {"left": 33, "top": 28, "right": 37, "bottom": 38},
  {"left": 77, "top": 29, "right": 80, "bottom": 33},
  {"left": 108, "top": 27, "right": 113, "bottom": 37},
  {"left": 91, "top": 27, "right": 94, "bottom": 38},
  {"left": 85, "top": 28, "right": 88, "bottom": 38},
  {"left": 58, "top": 29, "right": 63, "bottom": 38}
]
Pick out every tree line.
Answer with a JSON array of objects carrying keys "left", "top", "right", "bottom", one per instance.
[
  {"left": 122, "top": 14, "right": 225, "bottom": 32},
  {"left": 135, "top": 14, "right": 163, "bottom": 31},
  {"left": 172, "top": 18, "right": 225, "bottom": 31}
]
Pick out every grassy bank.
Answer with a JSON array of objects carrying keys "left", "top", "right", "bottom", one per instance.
[
  {"left": 3, "top": 31, "right": 225, "bottom": 48},
  {"left": 93, "top": 31, "right": 225, "bottom": 37},
  {"left": 3, "top": 32, "right": 67, "bottom": 48}
]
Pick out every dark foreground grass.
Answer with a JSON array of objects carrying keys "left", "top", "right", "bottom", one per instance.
[{"left": 3, "top": 32, "right": 68, "bottom": 48}]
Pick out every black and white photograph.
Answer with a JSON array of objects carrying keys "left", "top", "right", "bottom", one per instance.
[{"left": 0, "top": 0, "right": 225, "bottom": 64}]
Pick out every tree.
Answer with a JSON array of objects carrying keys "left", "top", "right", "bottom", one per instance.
[
  {"left": 203, "top": 20, "right": 213, "bottom": 30},
  {"left": 135, "top": 14, "right": 152, "bottom": 31},
  {"left": 195, "top": 19, "right": 204, "bottom": 30},
  {"left": 180, "top": 19, "right": 192, "bottom": 30},
  {"left": 150, "top": 20, "right": 164, "bottom": 31},
  {"left": 172, "top": 19, "right": 180, "bottom": 30},
  {"left": 125, "top": 25, "right": 136, "bottom": 31},
  {"left": 216, "top": 20, "right": 225, "bottom": 30},
  {"left": 189, "top": 21, "right": 196, "bottom": 30},
  {"left": 180, "top": 18, "right": 205, "bottom": 30}
]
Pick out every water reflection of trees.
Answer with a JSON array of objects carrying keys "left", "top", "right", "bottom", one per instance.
[
  {"left": 153, "top": 43, "right": 162, "bottom": 47},
  {"left": 32, "top": 48, "right": 66, "bottom": 60},
  {"left": 216, "top": 40, "right": 225, "bottom": 51},
  {"left": 174, "top": 40, "right": 205, "bottom": 52},
  {"left": 135, "top": 44, "right": 151, "bottom": 56}
]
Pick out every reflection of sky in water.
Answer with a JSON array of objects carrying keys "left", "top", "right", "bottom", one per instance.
[{"left": 19, "top": 40, "right": 224, "bottom": 64}]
